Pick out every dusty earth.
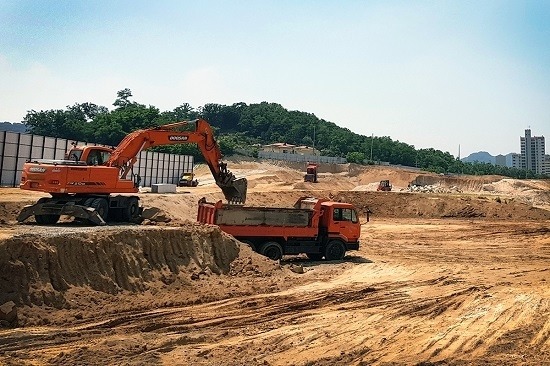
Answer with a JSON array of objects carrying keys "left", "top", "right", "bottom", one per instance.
[{"left": 0, "top": 160, "right": 549, "bottom": 365}]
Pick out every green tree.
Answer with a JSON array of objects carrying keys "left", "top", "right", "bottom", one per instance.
[
  {"left": 113, "top": 88, "right": 133, "bottom": 108},
  {"left": 346, "top": 151, "right": 366, "bottom": 164}
]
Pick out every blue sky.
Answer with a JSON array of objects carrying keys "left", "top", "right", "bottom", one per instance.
[{"left": 1, "top": 0, "right": 549, "bottom": 157}]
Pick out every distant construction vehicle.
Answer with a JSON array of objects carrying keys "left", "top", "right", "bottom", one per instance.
[
  {"left": 197, "top": 196, "right": 363, "bottom": 261},
  {"left": 178, "top": 171, "right": 198, "bottom": 187},
  {"left": 377, "top": 180, "right": 392, "bottom": 191},
  {"left": 17, "top": 119, "right": 247, "bottom": 225},
  {"left": 304, "top": 163, "right": 318, "bottom": 183}
]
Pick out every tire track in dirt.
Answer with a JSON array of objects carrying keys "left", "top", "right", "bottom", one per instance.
[{"left": 4, "top": 259, "right": 547, "bottom": 366}]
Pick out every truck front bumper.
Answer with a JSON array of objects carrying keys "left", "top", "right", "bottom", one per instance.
[{"left": 346, "top": 241, "right": 360, "bottom": 251}]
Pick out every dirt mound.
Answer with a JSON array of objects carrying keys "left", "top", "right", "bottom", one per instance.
[
  {"left": 0, "top": 224, "right": 287, "bottom": 327},
  {"left": 334, "top": 191, "right": 550, "bottom": 220}
]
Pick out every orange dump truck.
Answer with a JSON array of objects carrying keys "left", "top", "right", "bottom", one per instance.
[{"left": 197, "top": 197, "right": 364, "bottom": 261}]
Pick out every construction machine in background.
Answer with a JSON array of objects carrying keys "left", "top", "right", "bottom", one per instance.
[
  {"left": 304, "top": 163, "right": 318, "bottom": 183},
  {"left": 17, "top": 119, "right": 247, "bottom": 225},
  {"left": 178, "top": 171, "right": 198, "bottom": 187},
  {"left": 377, "top": 180, "right": 392, "bottom": 191}
]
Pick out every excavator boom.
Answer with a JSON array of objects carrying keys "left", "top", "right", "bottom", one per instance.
[{"left": 106, "top": 119, "right": 247, "bottom": 204}]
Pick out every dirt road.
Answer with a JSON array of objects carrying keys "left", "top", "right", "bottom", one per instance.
[{"left": 1, "top": 162, "right": 549, "bottom": 365}]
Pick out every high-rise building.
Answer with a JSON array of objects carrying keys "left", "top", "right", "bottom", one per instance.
[
  {"left": 511, "top": 153, "right": 521, "bottom": 169},
  {"left": 495, "top": 154, "right": 506, "bottom": 167},
  {"left": 545, "top": 155, "right": 550, "bottom": 175},
  {"left": 512, "top": 129, "right": 546, "bottom": 175}
]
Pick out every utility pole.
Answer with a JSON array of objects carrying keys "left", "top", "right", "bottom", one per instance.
[
  {"left": 312, "top": 125, "right": 316, "bottom": 156},
  {"left": 370, "top": 133, "right": 374, "bottom": 161}
]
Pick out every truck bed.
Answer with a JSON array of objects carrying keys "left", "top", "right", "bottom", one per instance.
[
  {"left": 197, "top": 199, "right": 321, "bottom": 242},
  {"left": 199, "top": 202, "right": 311, "bottom": 227}
]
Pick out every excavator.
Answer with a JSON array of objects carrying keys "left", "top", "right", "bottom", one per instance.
[{"left": 17, "top": 118, "right": 247, "bottom": 225}]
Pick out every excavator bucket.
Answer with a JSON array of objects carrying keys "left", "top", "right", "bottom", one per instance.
[{"left": 218, "top": 177, "right": 247, "bottom": 204}]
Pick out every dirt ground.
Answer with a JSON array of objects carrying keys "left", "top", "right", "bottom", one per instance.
[{"left": 0, "top": 161, "right": 549, "bottom": 365}]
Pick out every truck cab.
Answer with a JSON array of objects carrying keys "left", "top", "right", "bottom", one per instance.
[{"left": 320, "top": 202, "right": 361, "bottom": 245}]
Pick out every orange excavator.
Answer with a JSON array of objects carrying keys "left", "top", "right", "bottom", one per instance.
[{"left": 17, "top": 118, "right": 247, "bottom": 225}]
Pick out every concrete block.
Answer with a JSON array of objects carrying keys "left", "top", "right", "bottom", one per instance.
[{"left": 151, "top": 184, "right": 177, "bottom": 193}]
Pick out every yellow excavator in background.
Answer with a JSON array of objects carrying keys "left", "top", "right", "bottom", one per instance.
[{"left": 178, "top": 171, "right": 199, "bottom": 187}]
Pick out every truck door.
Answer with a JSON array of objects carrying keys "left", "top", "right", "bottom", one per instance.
[{"left": 332, "top": 207, "right": 360, "bottom": 242}]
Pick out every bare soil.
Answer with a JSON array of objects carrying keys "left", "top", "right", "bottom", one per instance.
[{"left": 1, "top": 161, "right": 549, "bottom": 365}]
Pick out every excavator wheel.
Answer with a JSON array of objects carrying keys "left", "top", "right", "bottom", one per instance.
[
  {"left": 32, "top": 197, "right": 60, "bottom": 225},
  {"left": 35, "top": 214, "right": 60, "bottom": 225},
  {"left": 122, "top": 197, "right": 140, "bottom": 222},
  {"left": 90, "top": 198, "right": 109, "bottom": 222},
  {"left": 70, "top": 197, "right": 100, "bottom": 224}
]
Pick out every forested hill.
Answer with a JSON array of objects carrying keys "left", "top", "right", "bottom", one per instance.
[{"left": 21, "top": 89, "right": 543, "bottom": 178}]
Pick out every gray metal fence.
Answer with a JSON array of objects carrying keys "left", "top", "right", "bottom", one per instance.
[{"left": 0, "top": 131, "right": 193, "bottom": 187}]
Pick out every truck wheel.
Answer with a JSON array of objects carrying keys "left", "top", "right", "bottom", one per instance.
[
  {"left": 241, "top": 240, "right": 256, "bottom": 252},
  {"left": 122, "top": 197, "right": 140, "bottom": 222},
  {"left": 324, "top": 240, "right": 346, "bottom": 261},
  {"left": 306, "top": 253, "right": 324, "bottom": 261},
  {"left": 90, "top": 198, "right": 109, "bottom": 222},
  {"left": 260, "top": 241, "right": 283, "bottom": 261},
  {"left": 35, "top": 214, "right": 60, "bottom": 225}
]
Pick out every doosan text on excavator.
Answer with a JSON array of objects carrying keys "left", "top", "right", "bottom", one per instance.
[{"left": 17, "top": 119, "right": 247, "bottom": 225}]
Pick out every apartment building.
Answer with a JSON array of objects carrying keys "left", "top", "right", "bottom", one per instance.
[{"left": 512, "top": 129, "right": 547, "bottom": 175}]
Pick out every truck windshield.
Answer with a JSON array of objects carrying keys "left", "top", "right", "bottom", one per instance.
[{"left": 333, "top": 208, "right": 359, "bottom": 223}]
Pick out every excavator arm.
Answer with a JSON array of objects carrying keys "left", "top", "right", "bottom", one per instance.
[{"left": 106, "top": 119, "right": 247, "bottom": 204}]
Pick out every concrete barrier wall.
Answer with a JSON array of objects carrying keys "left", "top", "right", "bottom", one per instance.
[
  {"left": 0, "top": 131, "right": 193, "bottom": 187},
  {"left": 258, "top": 151, "right": 347, "bottom": 164},
  {"left": 263, "top": 160, "right": 350, "bottom": 174}
]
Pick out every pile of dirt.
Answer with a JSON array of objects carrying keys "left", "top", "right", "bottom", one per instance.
[
  {"left": 0, "top": 223, "right": 289, "bottom": 327},
  {"left": 334, "top": 191, "right": 550, "bottom": 220}
]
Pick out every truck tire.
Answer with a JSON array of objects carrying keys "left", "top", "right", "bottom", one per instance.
[
  {"left": 260, "top": 241, "right": 283, "bottom": 261},
  {"left": 90, "top": 198, "right": 109, "bottom": 222},
  {"left": 35, "top": 214, "right": 60, "bottom": 225},
  {"left": 306, "top": 253, "right": 324, "bottom": 261},
  {"left": 324, "top": 240, "right": 346, "bottom": 261},
  {"left": 241, "top": 240, "right": 256, "bottom": 252}
]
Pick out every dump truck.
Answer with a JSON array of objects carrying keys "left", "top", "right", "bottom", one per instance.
[
  {"left": 197, "top": 196, "right": 364, "bottom": 261},
  {"left": 304, "top": 163, "right": 318, "bottom": 183}
]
